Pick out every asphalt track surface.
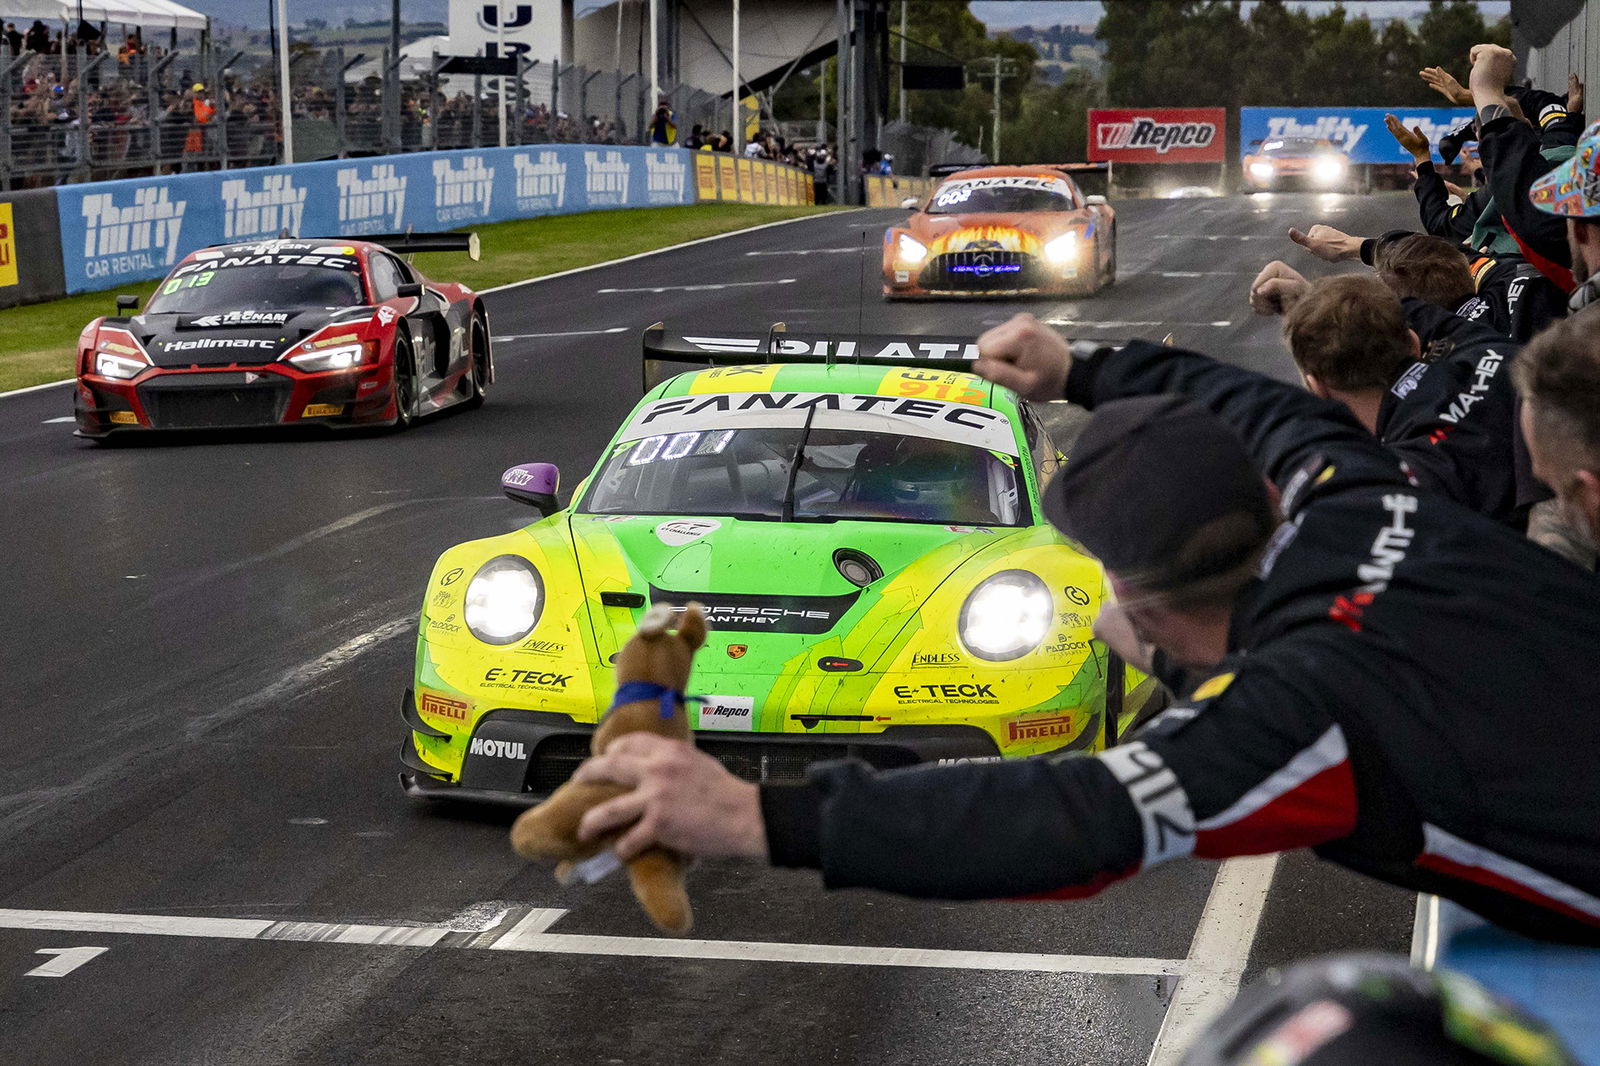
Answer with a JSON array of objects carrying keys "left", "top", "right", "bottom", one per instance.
[{"left": 1, "top": 192, "right": 1425, "bottom": 1065}]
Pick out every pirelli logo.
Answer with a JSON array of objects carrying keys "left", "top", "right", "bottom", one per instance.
[
  {"left": 1008, "top": 714, "right": 1074, "bottom": 743},
  {"left": 419, "top": 691, "right": 469, "bottom": 722},
  {"left": 1100, "top": 741, "right": 1196, "bottom": 867}
]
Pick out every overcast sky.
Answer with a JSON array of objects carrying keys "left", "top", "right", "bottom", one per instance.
[{"left": 970, "top": 2, "right": 1511, "bottom": 30}]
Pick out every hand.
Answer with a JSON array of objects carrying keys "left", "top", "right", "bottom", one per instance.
[
  {"left": 1385, "top": 113, "right": 1431, "bottom": 162},
  {"left": 1092, "top": 603, "right": 1156, "bottom": 675},
  {"left": 1444, "top": 180, "right": 1468, "bottom": 200},
  {"left": 1419, "top": 66, "right": 1473, "bottom": 106},
  {"left": 1468, "top": 44, "right": 1516, "bottom": 104},
  {"left": 1249, "top": 260, "right": 1309, "bottom": 316},
  {"left": 1288, "top": 224, "right": 1363, "bottom": 263},
  {"left": 972, "top": 313, "right": 1073, "bottom": 401},
  {"left": 1569, "top": 73, "right": 1584, "bottom": 115},
  {"left": 574, "top": 733, "right": 767, "bottom": 861}
]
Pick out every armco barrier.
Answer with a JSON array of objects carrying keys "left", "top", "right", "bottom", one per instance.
[
  {"left": 865, "top": 175, "right": 936, "bottom": 207},
  {"left": 691, "top": 153, "right": 815, "bottom": 207},
  {"left": 0, "top": 187, "right": 67, "bottom": 308},
  {"left": 50, "top": 144, "right": 701, "bottom": 295}
]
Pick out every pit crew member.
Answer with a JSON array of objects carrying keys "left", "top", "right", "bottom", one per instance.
[{"left": 564, "top": 318, "right": 1600, "bottom": 946}]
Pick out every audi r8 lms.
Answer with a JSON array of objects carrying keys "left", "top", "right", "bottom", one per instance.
[
  {"left": 883, "top": 164, "right": 1116, "bottom": 299},
  {"left": 400, "top": 328, "right": 1158, "bottom": 804},
  {"left": 1242, "top": 137, "right": 1353, "bottom": 192},
  {"left": 74, "top": 233, "right": 492, "bottom": 436}
]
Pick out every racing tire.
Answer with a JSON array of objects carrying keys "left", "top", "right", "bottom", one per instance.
[
  {"left": 464, "top": 313, "right": 489, "bottom": 409},
  {"left": 391, "top": 331, "right": 418, "bottom": 431}
]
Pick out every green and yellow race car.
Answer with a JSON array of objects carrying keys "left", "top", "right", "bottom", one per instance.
[{"left": 400, "top": 328, "right": 1158, "bottom": 804}]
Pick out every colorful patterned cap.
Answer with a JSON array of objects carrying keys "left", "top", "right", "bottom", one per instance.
[{"left": 1529, "top": 119, "right": 1600, "bottom": 218}]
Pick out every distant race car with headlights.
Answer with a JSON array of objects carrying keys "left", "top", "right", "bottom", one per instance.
[
  {"left": 400, "top": 327, "right": 1158, "bottom": 804},
  {"left": 883, "top": 164, "right": 1116, "bottom": 298},
  {"left": 1242, "top": 137, "right": 1353, "bottom": 192},
  {"left": 74, "top": 234, "right": 492, "bottom": 436}
]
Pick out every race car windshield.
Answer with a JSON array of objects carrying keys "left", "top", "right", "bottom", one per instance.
[
  {"left": 581, "top": 426, "right": 1024, "bottom": 526},
  {"left": 1258, "top": 138, "right": 1331, "bottom": 155},
  {"left": 145, "top": 265, "right": 366, "bottom": 314},
  {"left": 926, "top": 183, "right": 1076, "bottom": 215}
]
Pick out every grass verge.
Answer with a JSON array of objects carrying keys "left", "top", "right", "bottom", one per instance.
[{"left": 0, "top": 202, "right": 841, "bottom": 394}]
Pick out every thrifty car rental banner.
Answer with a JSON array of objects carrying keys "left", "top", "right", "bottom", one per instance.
[
  {"left": 55, "top": 145, "right": 694, "bottom": 294},
  {"left": 1239, "top": 107, "right": 1475, "bottom": 165}
]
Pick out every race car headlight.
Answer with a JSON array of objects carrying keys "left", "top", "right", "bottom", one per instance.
[
  {"left": 1312, "top": 156, "right": 1346, "bottom": 185},
  {"left": 896, "top": 233, "right": 928, "bottom": 264},
  {"left": 463, "top": 556, "right": 544, "bottom": 645},
  {"left": 1044, "top": 232, "right": 1079, "bottom": 264},
  {"left": 287, "top": 341, "right": 371, "bottom": 372},
  {"left": 94, "top": 351, "right": 148, "bottom": 379},
  {"left": 958, "top": 570, "right": 1053, "bottom": 662},
  {"left": 1248, "top": 162, "right": 1276, "bottom": 181}
]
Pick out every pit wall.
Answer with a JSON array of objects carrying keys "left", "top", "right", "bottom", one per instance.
[{"left": 0, "top": 145, "right": 815, "bottom": 308}]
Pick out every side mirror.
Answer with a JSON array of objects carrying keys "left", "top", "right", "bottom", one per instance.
[
  {"left": 502, "top": 462, "right": 560, "bottom": 515},
  {"left": 1085, "top": 194, "right": 1108, "bottom": 206},
  {"left": 397, "top": 282, "right": 423, "bottom": 299},
  {"left": 116, "top": 294, "right": 139, "bottom": 313},
  {"left": 900, "top": 197, "right": 920, "bottom": 209}
]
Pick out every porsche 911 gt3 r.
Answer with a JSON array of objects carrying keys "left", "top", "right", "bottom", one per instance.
[
  {"left": 400, "top": 328, "right": 1157, "bottom": 804},
  {"left": 883, "top": 165, "right": 1116, "bottom": 299},
  {"left": 74, "top": 233, "right": 492, "bottom": 437}
]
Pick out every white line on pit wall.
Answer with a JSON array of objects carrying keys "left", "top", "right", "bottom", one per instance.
[
  {"left": 1145, "top": 854, "right": 1280, "bottom": 1066},
  {"left": 597, "top": 279, "right": 798, "bottom": 295},
  {"left": 493, "top": 327, "right": 629, "bottom": 343},
  {"left": 0, "top": 906, "right": 1188, "bottom": 976}
]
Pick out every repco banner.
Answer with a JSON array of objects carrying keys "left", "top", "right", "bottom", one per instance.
[{"left": 1087, "top": 108, "right": 1227, "bottom": 164}]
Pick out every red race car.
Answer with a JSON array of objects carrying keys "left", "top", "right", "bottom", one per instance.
[
  {"left": 883, "top": 164, "right": 1116, "bottom": 299},
  {"left": 74, "top": 233, "right": 492, "bottom": 437}
]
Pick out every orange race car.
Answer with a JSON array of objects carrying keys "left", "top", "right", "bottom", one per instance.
[
  {"left": 883, "top": 164, "right": 1116, "bottom": 299},
  {"left": 1242, "top": 136, "right": 1353, "bottom": 192}
]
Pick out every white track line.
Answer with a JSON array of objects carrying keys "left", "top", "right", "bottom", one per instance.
[
  {"left": 0, "top": 906, "right": 1186, "bottom": 975},
  {"left": 597, "top": 278, "right": 796, "bottom": 294},
  {"left": 0, "top": 377, "right": 74, "bottom": 400},
  {"left": 494, "top": 327, "right": 628, "bottom": 342},
  {"left": 1146, "top": 854, "right": 1279, "bottom": 1066},
  {"left": 479, "top": 210, "right": 862, "bottom": 295}
]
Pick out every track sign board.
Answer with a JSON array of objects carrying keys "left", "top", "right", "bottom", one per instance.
[{"left": 1087, "top": 108, "right": 1227, "bottom": 164}]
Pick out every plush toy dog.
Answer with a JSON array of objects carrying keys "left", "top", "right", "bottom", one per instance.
[{"left": 509, "top": 602, "right": 706, "bottom": 935}]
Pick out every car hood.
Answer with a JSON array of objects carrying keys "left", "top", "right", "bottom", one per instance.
[
  {"left": 569, "top": 513, "right": 1013, "bottom": 668},
  {"left": 907, "top": 211, "right": 1078, "bottom": 245},
  {"left": 106, "top": 306, "right": 378, "bottom": 368}
]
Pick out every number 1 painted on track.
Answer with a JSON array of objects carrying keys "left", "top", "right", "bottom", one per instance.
[{"left": 25, "top": 946, "right": 108, "bottom": 977}]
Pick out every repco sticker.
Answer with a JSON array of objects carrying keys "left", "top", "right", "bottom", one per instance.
[
  {"left": 698, "top": 695, "right": 754, "bottom": 731},
  {"left": 656, "top": 518, "right": 720, "bottom": 546},
  {"left": 483, "top": 667, "right": 571, "bottom": 688}
]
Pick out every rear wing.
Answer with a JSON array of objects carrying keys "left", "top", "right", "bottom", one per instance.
[
  {"left": 361, "top": 231, "right": 482, "bottom": 261},
  {"left": 641, "top": 322, "right": 983, "bottom": 391},
  {"left": 928, "top": 162, "right": 1110, "bottom": 178}
]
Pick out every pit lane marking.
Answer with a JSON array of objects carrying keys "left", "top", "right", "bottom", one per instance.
[
  {"left": 597, "top": 279, "right": 798, "bottom": 294},
  {"left": 25, "top": 946, "right": 108, "bottom": 977},
  {"left": 0, "top": 906, "right": 1187, "bottom": 975},
  {"left": 1145, "top": 854, "right": 1279, "bottom": 1066}
]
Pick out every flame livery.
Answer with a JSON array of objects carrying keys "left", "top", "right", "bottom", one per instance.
[
  {"left": 74, "top": 235, "right": 491, "bottom": 436},
  {"left": 883, "top": 166, "right": 1116, "bottom": 298},
  {"left": 400, "top": 357, "right": 1159, "bottom": 805}
]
